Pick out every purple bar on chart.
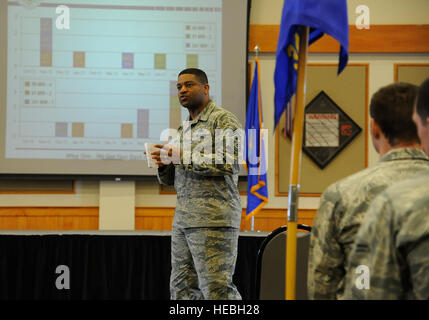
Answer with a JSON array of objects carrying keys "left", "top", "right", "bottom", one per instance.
[
  {"left": 170, "top": 80, "right": 178, "bottom": 96},
  {"left": 122, "top": 52, "right": 134, "bottom": 69},
  {"left": 40, "top": 18, "right": 52, "bottom": 67},
  {"left": 137, "top": 109, "right": 149, "bottom": 138},
  {"left": 55, "top": 122, "right": 68, "bottom": 137}
]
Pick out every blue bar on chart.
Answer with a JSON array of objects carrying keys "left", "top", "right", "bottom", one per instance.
[{"left": 137, "top": 109, "right": 149, "bottom": 138}]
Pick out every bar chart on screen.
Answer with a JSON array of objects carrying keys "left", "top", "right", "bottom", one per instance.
[{"left": 6, "top": 0, "right": 221, "bottom": 161}]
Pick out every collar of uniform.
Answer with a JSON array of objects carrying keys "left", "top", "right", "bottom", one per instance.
[
  {"left": 190, "top": 100, "right": 216, "bottom": 123},
  {"left": 178, "top": 101, "right": 216, "bottom": 131},
  {"left": 379, "top": 148, "right": 429, "bottom": 163}
]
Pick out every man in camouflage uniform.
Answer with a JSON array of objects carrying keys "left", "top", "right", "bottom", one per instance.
[
  {"left": 344, "top": 78, "right": 429, "bottom": 299},
  {"left": 307, "top": 82, "right": 429, "bottom": 299},
  {"left": 150, "top": 68, "right": 242, "bottom": 300}
]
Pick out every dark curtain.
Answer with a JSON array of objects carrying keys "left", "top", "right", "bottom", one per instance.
[{"left": 0, "top": 234, "right": 265, "bottom": 300}]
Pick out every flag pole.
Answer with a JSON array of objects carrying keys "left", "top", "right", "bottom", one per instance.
[
  {"left": 286, "top": 26, "right": 309, "bottom": 300},
  {"left": 250, "top": 44, "right": 260, "bottom": 232}
]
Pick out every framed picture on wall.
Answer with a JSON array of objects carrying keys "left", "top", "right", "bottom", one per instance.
[{"left": 302, "top": 91, "right": 362, "bottom": 169}]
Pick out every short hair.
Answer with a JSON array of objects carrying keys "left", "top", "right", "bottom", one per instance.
[
  {"left": 178, "top": 68, "right": 208, "bottom": 84},
  {"left": 370, "top": 82, "right": 419, "bottom": 146},
  {"left": 416, "top": 77, "right": 429, "bottom": 121}
]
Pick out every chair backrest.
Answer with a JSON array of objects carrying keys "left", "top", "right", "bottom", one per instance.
[{"left": 255, "top": 224, "right": 311, "bottom": 300}]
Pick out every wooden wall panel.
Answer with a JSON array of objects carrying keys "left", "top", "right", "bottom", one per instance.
[
  {"left": 240, "top": 209, "right": 315, "bottom": 231},
  {"left": 135, "top": 207, "right": 175, "bottom": 230},
  {"left": 249, "top": 25, "right": 429, "bottom": 53},
  {"left": 135, "top": 207, "right": 315, "bottom": 232},
  {"left": 0, "top": 207, "right": 98, "bottom": 230},
  {"left": 0, "top": 207, "right": 315, "bottom": 231}
]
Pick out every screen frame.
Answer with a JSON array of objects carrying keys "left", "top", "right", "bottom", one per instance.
[{"left": 0, "top": 0, "right": 251, "bottom": 181}]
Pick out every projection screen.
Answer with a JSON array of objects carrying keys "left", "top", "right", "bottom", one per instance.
[{"left": 0, "top": 0, "right": 250, "bottom": 179}]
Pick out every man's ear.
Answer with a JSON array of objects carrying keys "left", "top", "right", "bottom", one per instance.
[
  {"left": 204, "top": 84, "right": 210, "bottom": 95},
  {"left": 371, "top": 118, "right": 381, "bottom": 139}
]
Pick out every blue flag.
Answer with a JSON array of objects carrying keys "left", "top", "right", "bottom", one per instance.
[
  {"left": 274, "top": 0, "right": 349, "bottom": 130},
  {"left": 245, "top": 58, "right": 268, "bottom": 218}
]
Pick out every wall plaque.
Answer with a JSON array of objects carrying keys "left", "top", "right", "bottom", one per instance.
[{"left": 303, "top": 91, "right": 362, "bottom": 169}]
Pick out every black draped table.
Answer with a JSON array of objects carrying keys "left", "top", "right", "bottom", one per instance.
[{"left": 0, "top": 230, "right": 268, "bottom": 300}]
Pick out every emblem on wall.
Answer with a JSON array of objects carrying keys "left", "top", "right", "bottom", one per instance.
[{"left": 303, "top": 91, "right": 362, "bottom": 169}]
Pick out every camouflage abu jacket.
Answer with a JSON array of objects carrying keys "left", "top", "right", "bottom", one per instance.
[
  {"left": 344, "top": 169, "right": 429, "bottom": 299},
  {"left": 157, "top": 100, "right": 242, "bottom": 229},
  {"left": 308, "top": 148, "right": 429, "bottom": 300}
]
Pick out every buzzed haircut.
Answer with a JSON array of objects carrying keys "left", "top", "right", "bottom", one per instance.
[
  {"left": 416, "top": 77, "right": 429, "bottom": 121},
  {"left": 370, "top": 82, "right": 420, "bottom": 146},
  {"left": 178, "top": 68, "right": 208, "bottom": 85}
]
